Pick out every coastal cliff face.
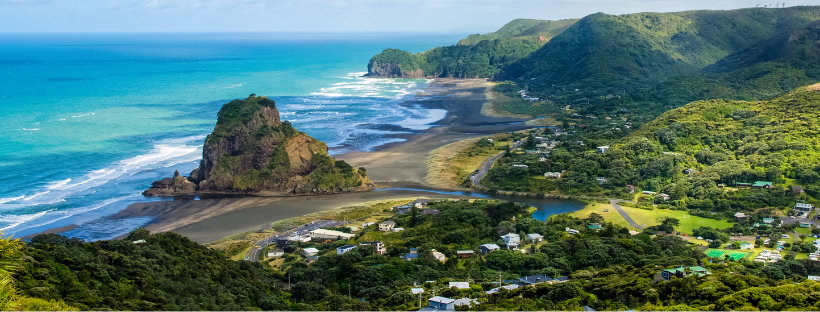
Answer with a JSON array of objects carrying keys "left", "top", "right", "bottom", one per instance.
[
  {"left": 144, "top": 94, "right": 374, "bottom": 196},
  {"left": 366, "top": 60, "right": 426, "bottom": 78}
]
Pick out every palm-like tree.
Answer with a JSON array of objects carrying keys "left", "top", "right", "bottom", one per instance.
[{"left": 0, "top": 232, "right": 22, "bottom": 311}]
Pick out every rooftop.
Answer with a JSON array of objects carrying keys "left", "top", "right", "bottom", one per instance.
[{"left": 429, "top": 296, "right": 455, "bottom": 304}]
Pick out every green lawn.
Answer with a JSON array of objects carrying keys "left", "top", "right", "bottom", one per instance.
[
  {"left": 619, "top": 206, "right": 734, "bottom": 234},
  {"left": 570, "top": 202, "right": 633, "bottom": 229},
  {"left": 704, "top": 248, "right": 753, "bottom": 260},
  {"left": 795, "top": 227, "right": 812, "bottom": 235}
]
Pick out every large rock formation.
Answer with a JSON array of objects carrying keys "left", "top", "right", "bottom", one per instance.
[
  {"left": 364, "top": 48, "right": 427, "bottom": 78},
  {"left": 144, "top": 94, "right": 374, "bottom": 196}
]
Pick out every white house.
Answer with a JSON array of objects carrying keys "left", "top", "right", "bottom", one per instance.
[
  {"left": 796, "top": 203, "right": 815, "bottom": 211},
  {"left": 379, "top": 221, "right": 396, "bottom": 231},
  {"left": 448, "top": 282, "right": 470, "bottom": 289},
  {"left": 336, "top": 245, "right": 357, "bottom": 255},
  {"left": 527, "top": 233, "right": 544, "bottom": 243},
  {"left": 597, "top": 146, "right": 609, "bottom": 154},
  {"left": 309, "top": 229, "right": 355, "bottom": 240},
  {"left": 431, "top": 249, "right": 446, "bottom": 262},
  {"left": 566, "top": 227, "right": 580, "bottom": 235},
  {"left": 267, "top": 251, "right": 284, "bottom": 258},
  {"left": 302, "top": 247, "right": 320, "bottom": 257},
  {"left": 501, "top": 233, "right": 521, "bottom": 245}
]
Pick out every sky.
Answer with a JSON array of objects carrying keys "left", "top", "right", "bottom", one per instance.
[{"left": 0, "top": 0, "right": 815, "bottom": 33}]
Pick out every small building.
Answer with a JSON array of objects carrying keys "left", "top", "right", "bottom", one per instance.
[
  {"left": 456, "top": 250, "right": 474, "bottom": 258},
  {"left": 566, "top": 227, "right": 580, "bottom": 235},
  {"left": 596, "top": 177, "right": 608, "bottom": 184},
  {"left": 501, "top": 233, "right": 521, "bottom": 245},
  {"left": 518, "top": 274, "right": 552, "bottom": 285},
  {"left": 763, "top": 218, "right": 775, "bottom": 224},
  {"left": 626, "top": 185, "right": 635, "bottom": 194},
  {"left": 412, "top": 199, "right": 430, "bottom": 209},
  {"left": 736, "top": 182, "right": 752, "bottom": 188},
  {"left": 734, "top": 212, "right": 747, "bottom": 221},
  {"left": 485, "top": 284, "right": 520, "bottom": 295},
  {"left": 421, "top": 209, "right": 439, "bottom": 216},
  {"left": 267, "top": 251, "right": 284, "bottom": 258},
  {"left": 717, "top": 184, "right": 725, "bottom": 188},
  {"left": 359, "top": 241, "right": 386, "bottom": 255},
  {"left": 796, "top": 203, "right": 815, "bottom": 211},
  {"left": 309, "top": 229, "right": 355, "bottom": 240},
  {"left": 740, "top": 242, "right": 754, "bottom": 250},
  {"left": 431, "top": 249, "right": 447, "bottom": 262},
  {"left": 480, "top": 244, "right": 501, "bottom": 253},
  {"left": 544, "top": 172, "right": 562, "bottom": 178},
  {"left": 302, "top": 247, "right": 320, "bottom": 257},
  {"left": 587, "top": 224, "right": 603, "bottom": 231},
  {"left": 336, "top": 245, "right": 357, "bottom": 255},
  {"left": 132, "top": 239, "right": 146, "bottom": 244},
  {"left": 661, "top": 266, "right": 710, "bottom": 281},
  {"left": 448, "top": 282, "right": 470, "bottom": 289},
  {"left": 420, "top": 296, "right": 455, "bottom": 312},
  {"left": 506, "top": 243, "right": 519, "bottom": 250},
  {"left": 401, "top": 248, "right": 419, "bottom": 261},
  {"left": 512, "top": 164, "right": 529, "bottom": 168},
  {"left": 453, "top": 298, "right": 479, "bottom": 308},
  {"left": 642, "top": 191, "right": 657, "bottom": 196},
  {"left": 411, "top": 288, "right": 425, "bottom": 295},
  {"left": 392, "top": 204, "right": 412, "bottom": 214},
  {"left": 753, "top": 181, "right": 773, "bottom": 189},
  {"left": 800, "top": 222, "right": 812, "bottom": 228},
  {"left": 379, "top": 221, "right": 395, "bottom": 232},
  {"left": 809, "top": 276, "right": 820, "bottom": 282},
  {"left": 597, "top": 146, "right": 609, "bottom": 154},
  {"left": 393, "top": 227, "right": 404, "bottom": 232},
  {"left": 683, "top": 168, "right": 697, "bottom": 175},
  {"left": 793, "top": 185, "right": 805, "bottom": 195},
  {"left": 305, "top": 255, "right": 319, "bottom": 264},
  {"left": 527, "top": 233, "right": 544, "bottom": 243},
  {"left": 658, "top": 193, "right": 671, "bottom": 201}
]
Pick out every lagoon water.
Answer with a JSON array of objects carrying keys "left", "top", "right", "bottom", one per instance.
[{"left": 0, "top": 32, "right": 464, "bottom": 239}]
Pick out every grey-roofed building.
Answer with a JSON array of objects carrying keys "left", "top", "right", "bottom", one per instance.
[{"left": 518, "top": 274, "right": 552, "bottom": 285}]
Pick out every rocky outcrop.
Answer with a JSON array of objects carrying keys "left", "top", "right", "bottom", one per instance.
[
  {"left": 365, "top": 61, "right": 426, "bottom": 78},
  {"left": 144, "top": 94, "right": 374, "bottom": 196}
]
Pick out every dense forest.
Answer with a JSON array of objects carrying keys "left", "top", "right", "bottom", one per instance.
[
  {"left": 481, "top": 84, "right": 820, "bottom": 213},
  {"left": 11, "top": 199, "right": 820, "bottom": 311}
]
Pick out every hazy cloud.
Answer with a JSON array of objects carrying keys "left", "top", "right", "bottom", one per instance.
[{"left": 0, "top": 0, "right": 814, "bottom": 33}]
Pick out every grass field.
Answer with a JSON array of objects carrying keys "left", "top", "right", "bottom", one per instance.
[
  {"left": 618, "top": 206, "right": 734, "bottom": 234},
  {"left": 704, "top": 248, "right": 752, "bottom": 260},
  {"left": 570, "top": 202, "right": 632, "bottom": 229},
  {"left": 426, "top": 133, "right": 520, "bottom": 189}
]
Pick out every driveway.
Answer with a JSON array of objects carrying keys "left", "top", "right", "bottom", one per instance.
[{"left": 610, "top": 199, "right": 643, "bottom": 230}]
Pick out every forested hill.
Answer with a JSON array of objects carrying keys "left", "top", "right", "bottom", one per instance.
[
  {"left": 364, "top": 18, "right": 577, "bottom": 78},
  {"left": 498, "top": 7, "right": 820, "bottom": 105},
  {"left": 456, "top": 18, "right": 579, "bottom": 46}
]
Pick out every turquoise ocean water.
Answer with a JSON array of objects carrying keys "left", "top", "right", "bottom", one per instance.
[{"left": 0, "top": 32, "right": 464, "bottom": 240}]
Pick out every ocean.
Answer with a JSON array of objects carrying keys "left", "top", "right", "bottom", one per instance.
[{"left": 0, "top": 32, "right": 464, "bottom": 240}]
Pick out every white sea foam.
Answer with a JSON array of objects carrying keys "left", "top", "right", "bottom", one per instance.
[
  {"left": 0, "top": 210, "right": 53, "bottom": 231},
  {"left": 0, "top": 196, "right": 24, "bottom": 204},
  {"left": 46, "top": 179, "right": 72, "bottom": 190},
  {"left": 71, "top": 113, "right": 94, "bottom": 118},
  {"left": 21, "top": 128, "right": 40, "bottom": 131}
]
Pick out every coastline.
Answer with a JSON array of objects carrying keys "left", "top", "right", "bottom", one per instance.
[{"left": 25, "top": 78, "right": 535, "bottom": 243}]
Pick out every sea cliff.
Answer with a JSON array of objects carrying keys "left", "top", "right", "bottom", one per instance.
[{"left": 144, "top": 94, "right": 374, "bottom": 196}]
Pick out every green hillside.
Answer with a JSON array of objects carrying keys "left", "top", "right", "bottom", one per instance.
[
  {"left": 457, "top": 18, "right": 579, "bottom": 46},
  {"left": 365, "top": 18, "right": 577, "bottom": 78}
]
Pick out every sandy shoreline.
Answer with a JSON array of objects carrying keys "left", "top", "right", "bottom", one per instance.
[{"left": 29, "top": 78, "right": 535, "bottom": 243}]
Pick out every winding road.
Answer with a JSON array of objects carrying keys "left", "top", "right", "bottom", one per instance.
[{"left": 609, "top": 199, "right": 643, "bottom": 230}]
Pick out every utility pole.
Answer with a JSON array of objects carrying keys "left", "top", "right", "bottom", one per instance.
[
  {"left": 348, "top": 284, "right": 351, "bottom": 298},
  {"left": 288, "top": 275, "right": 291, "bottom": 289}
]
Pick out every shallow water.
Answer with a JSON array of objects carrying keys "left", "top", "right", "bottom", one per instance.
[{"left": 0, "top": 32, "right": 464, "bottom": 239}]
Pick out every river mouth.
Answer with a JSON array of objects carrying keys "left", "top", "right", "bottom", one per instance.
[{"left": 374, "top": 187, "right": 586, "bottom": 221}]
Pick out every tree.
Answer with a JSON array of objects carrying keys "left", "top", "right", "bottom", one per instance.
[
  {"left": 524, "top": 134, "right": 537, "bottom": 150},
  {"left": 410, "top": 208, "right": 419, "bottom": 227},
  {"left": 587, "top": 212, "right": 604, "bottom": 223}
]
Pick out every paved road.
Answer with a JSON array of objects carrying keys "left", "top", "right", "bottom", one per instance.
[
  {"left": 609, "top": 199, "right": 643, "bottom": 230},
  {"left": 472, "top": 129, "right": 543, "bottom": 188},
  {"left": 245, "top": 219, "right": 342, "bottom": 262}
]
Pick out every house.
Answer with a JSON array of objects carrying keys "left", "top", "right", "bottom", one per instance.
[
  {"left": 642, "top": 191, "right": 657, "bottom": 196},
  {"left": 267, "top": 251, "right": 284, "bottom": 258},
  {"left": 379, "top": 221, "right": 395, "bottom": 232},
  {"left": 736, "top": 182, "right": 752, "bottom": 188},
  {"left": 544, "top": 172, "right": 562, "bottom": 178},
  {"left": 419, "top": 296, "right": 455, "bottom": 311},
  {"left": 486, "top": 284, "right": 520, "bottom": 295},
  {"left": 734, "top": 212, "right": 747, "bottom": 221},
  {"left": 401, "top": 248, "right": 419, "bottom": 261},
  {"left": 392, "top": 204, "right": 412, "bottom": 214},
  {"left": 596, "top": 177, "right": 608, "bottom": 184},
  {"left": 453, "top": 298, "right": 479, "bottom": 308},
  {"left": 527, "top": 233, "right": 544, "bottom": 243},
  {"left": 411, "top": 288, "right": 424, "bottom": 295},
  {"left": 794, "top": 185, "right": 805, "bottom": 195},
  {"left": 518, "top": 274, "right": 552, "bottom": 285},
  {"left": 809, "top": 276, "right": 820, "bottom": 282},
  {"left": 431, "top": 249, "right": 447, "bottom": 262},
  {"left": 501, "top": 233, "right": 521, "bottom": 245},
  {"left": 539, "top": 157, "right": 547, "bottom": 162},
  {"left": 393, "top": 227, "right": 405, "bottom": 232},
  {"left": 740, "top": 242, "right": 754, "bottom": 250},
  {"left": 480, "top": 244, "right": 501, "bottom": 253},
  {"left": 658, "top": 193, "right": 671, "bottom": 201},
  {"left": 717, "top": 184, "right": 725, "bottom": 188},
  {"left": 753, "top": 181, "right": 773, "bottom": 189},
  {"left": 512, "top": 164, "right": 529, "bottom": 168},
  {"left": 800, "top": 222, "right": 812, "bottom": 228},
  {"left": 448, "top": 282, "right": 470, "bottom": 289},
  {"left": 305, "top": 256, "right": 319, "bottom": 264},
  {"left": 763, "top": 218, "right": 775, "bottom": 224},
  {"left": 309, "top": 229, "right": 355, "bottom": 240},
  {"left": 421, "top": 209, "right": 439, "bottom": 216},
  {"left": 683, "top": 168, "right": 697, "bottom": 175},
  {"left": 796, "top": 203, "right": 815, "bottom": 211},
  {"left": 597, "top": 146, "right": 609, "bottom": 154},
  {"left": 412, "top": 199, "right": 430, "bottom": 209},
  {"left": 626, "top": 185, "right": 635, "bottom": 194},
  {"left": 359, "top": 241, "right": 386, "bottom": 254},
  {"left": 566, "top": 227, "right": 580, "bottom": 235},
  {"left": 302, "top": 247, "right": 320, "bottom": 257},
  {"left": 456, "top": 250, "right": 474, "bottom": 259},
  {"left": 336, "top": 245, "right": 357, "bottom": 255},
  {"left": 661, "top": 266, "right": 710, "bottom": 281},
  {"left": 507, "top": 243, "right": 519, "bottom": 250},
  {"left": 587, "top": 224, "right": 603, "bottom": 231}
]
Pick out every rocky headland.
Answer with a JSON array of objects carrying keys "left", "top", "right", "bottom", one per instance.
[{"left": 144, "top": 94, "right": 374, "bottom": 196}]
